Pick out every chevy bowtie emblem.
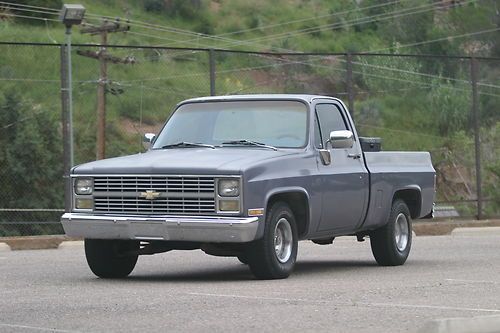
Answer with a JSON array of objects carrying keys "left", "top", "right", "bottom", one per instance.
[{"left": 140, "top": 190, "right": 160, "bottom": 200}]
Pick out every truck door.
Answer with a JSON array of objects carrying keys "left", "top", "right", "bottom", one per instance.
[{"left": 314, "top": 102, "right": 369, "bottom": 232}]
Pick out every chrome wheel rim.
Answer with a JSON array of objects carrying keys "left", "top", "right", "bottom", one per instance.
[
  {"left": 394, "top": 213, "right": 409, "bottom": 252},
  {"left": 274, "top": 218, "right": 293, "bottom": 263}
]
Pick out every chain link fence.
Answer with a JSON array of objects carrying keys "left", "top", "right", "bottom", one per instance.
[{"left": 0, "top": 42, "right": 498, "bottom": 236}]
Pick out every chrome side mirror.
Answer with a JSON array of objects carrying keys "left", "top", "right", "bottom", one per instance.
[
  {"left": 142, "top": 133, "right": 156, "bottom": 149},
  {"left": 329, "top": 130, "right": 354, "bottom": 149}
]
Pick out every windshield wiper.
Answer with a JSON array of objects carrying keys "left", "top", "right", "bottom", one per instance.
[
  {"left": 160, "top": 142, "right": 215, "bottom": 149},
  {"left": 222, "top": 140, "right": 277, "bottom": 151}
]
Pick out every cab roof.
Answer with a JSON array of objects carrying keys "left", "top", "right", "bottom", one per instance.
[{"left": 180, "top": 94, "right": 340, "bottom": 105}]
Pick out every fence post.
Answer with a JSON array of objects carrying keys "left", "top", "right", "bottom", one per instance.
[
  {"left": 60, "top": 45, "right": 72, "bottom": 212},
  {"left": 346, "top": 53, "right": 354, "bottom": 119},
  {"left": 209, "top": 49, "right": 216, "bottom": 96},
  {"left": 470, "top": 57, "right": 483, "bottom": 220}
]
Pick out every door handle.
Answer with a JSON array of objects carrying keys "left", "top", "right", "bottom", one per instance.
[{"left": 347, "top": 153, "right": 361, "bottom": 159}]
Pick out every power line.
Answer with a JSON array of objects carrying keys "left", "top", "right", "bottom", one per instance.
[
  {"left": 477, "top": 81, "right": 500, "bottom": 89},
  {"left": 6, "top": 0, "right": 490, "bottom": 64},
  {"left": 125, "top": 30, "right": 214, "bottom": 49},
  {"left": 0, "top": 12, "right": 58, "bottom": 22},
  {"left": 2, "top": 0, "right": 491, "bottom": 58},
  {"left": 111, "top": 47, "right": 500, "bottom": 96},
  {"left": 1, "top": 107, "right": 51, "bottom": 130},
  {"left": 0, "top": 0, "right": 409, "bottom": 48},
  {"left": 0, "top": 78, "right": 59, "bottom": 82},
  {"left": 350, "top": 59, "right": 470, "bottom": 84},
  {"left": 0, "top": 3, "right": 216, "bottom": 49},
  {"left": 217, "top": 1, "right": 465, "bottom": 49},
  {"left": 83, "top": 1, "right": 437, "bottom": 51},
  {"left": 162, "top": 0, "right": 408, "bottom": 46},
  {"left": 0, "top": 1, "right": 59, "bottom": 13},
  {"left": 3, "top": 4, "right": 499, "bottom": 95},
  {"left": 369, "top": 27, "right": 500, "bottom": 53},
  {"left": 134, "top": 1, "right": 447, "bottom": 51},
  {"left": 0, "top": 3, "right": 58, "bottom": 17},
  {"left": 216, "top": 0, "right": 409, "bottom": 38},
  {"left": 356, "top": 123, "right": 450, "bottom": 139},
  {"left": 84, "top": 14, "right": 217, "bottom": 44}
]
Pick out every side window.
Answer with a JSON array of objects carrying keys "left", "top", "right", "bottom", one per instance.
[{"left": 315, "top": 104, "right": 348, "bottom": 147}]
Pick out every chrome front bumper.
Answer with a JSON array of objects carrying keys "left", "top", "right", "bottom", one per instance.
[{"left": 61, "top": 213, "right": 260, "bottom": 243}]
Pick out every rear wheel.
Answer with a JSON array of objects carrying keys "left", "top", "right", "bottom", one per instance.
[
  {"left": 84, "top": 239, "right": 139, "bottom": 278},
  {"left": 246, "top": 202, "right": 298, "bottom": 279},
  {"left": 370, "top": 200, "right": 412, "bottom": 266}
]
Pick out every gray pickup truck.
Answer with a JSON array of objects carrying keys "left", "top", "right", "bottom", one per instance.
[{"left": 62, "top": 94, "right": 435, "bottom": 280}]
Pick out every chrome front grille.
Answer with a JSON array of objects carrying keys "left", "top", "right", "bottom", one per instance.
[
  {"left": 93, "top": 176, "right": 215, "bottom": 193},
  {"left": 94, "top": 197, "right": 215, "bottom": 214},
  {"left": 92, "top": 176, "right": 215, "bottom": 214}
]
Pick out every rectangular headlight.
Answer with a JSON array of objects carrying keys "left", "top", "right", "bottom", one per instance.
[
  {"left": 218, "top": 179, "right": 240, "bottom": 197},
  {"left": 74, "top": 178, "right": 93, "bottom": 195}
]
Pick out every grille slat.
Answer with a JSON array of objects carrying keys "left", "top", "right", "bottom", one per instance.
[{"left": 92, "top": 176, "right": 216, "bottom": 214}]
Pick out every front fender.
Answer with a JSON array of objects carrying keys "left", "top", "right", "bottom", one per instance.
[{"left": 251, "top": 186, "right": 312, "bottom": 240}]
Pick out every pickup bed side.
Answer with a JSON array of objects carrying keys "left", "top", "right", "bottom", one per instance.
[{"left": 361, "top": 151, "right": 435, "bottom": 230}]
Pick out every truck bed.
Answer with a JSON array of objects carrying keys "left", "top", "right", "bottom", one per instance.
[{"left": 361, "top": 151, "right": 435, "bottom": 230}]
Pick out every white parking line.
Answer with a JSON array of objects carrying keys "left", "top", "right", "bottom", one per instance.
[
  {"left": 188, "top": 292, "right": 500, "bottom": 313},
  {"left": 445, "top": 278, "right": 498, "bottom": 284},
  {"left": 0, "top": 323, "right": 81, "bottom": 332},
  {"left": 359, "top": 302, "right": 500, "bottom": 313},
  {"left": 188, "top": 292, "right": 326, "bottom": 303}
]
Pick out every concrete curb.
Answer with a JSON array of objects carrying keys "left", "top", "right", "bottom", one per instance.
[
  {"left": 0, "top": 242, "right": 11, "bottom": 252},
  {"left": 417, "top": 314, "right": 500, "bottom": 333},
  {"left": 413, "top": 219, "right": 500, "bottom": 236},
  {"left": 0, "top": 235, "right": 80, "bottom": 251},
  {"left": 451, "top": 226, "right": 500, "bottom": 236},
  {"left": 58, "top": 241, "right": 84, "bottom": 249}
]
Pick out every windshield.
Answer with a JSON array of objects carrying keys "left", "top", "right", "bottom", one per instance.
[{"left": 152, "top": 100, "right": 308, "bottom": 149}]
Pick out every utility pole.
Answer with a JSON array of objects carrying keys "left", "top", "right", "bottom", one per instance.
[{"left": 77, "top": 19, "right": 133, "bottom": 160}]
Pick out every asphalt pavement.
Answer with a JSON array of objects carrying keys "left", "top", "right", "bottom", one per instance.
[{"left": 1, "top": 233, "right": 500, "bottom": 333}]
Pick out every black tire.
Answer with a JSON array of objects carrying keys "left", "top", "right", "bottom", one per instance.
[
  {"left": 370, "top": 199, "right": 412, "bottom": 266},
  {"left": 246, "top": 202, "right": 298, "bottom": 279},
  {"left": 84, "top": 239, "right": 139, "bottom": 278}
]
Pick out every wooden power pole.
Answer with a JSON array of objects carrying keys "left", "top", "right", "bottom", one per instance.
[{"left": 77, "top": 19, "right": 134, "bottom": 160}]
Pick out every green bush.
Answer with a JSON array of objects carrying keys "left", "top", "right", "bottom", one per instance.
[{"left": 0, "top": 89, "right": 63, "bottom": 209}]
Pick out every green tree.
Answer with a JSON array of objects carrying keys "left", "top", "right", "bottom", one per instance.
[{"left": 0, "top": 90, "right": 63, "bottom": 209}]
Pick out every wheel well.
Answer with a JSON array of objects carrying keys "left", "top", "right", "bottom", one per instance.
[
  {"left": 393, "top": 189, "right": 421, "bottom": 219},
  {"left": 267, "top": 192, "right": 309, "bottom": 238}
]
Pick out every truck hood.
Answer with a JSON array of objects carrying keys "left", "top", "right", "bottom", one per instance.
[{"left": 72, "top": 148, "right": 299, "bottom": 175}]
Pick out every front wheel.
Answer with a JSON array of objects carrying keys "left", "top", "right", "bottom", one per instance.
[
  {"left": 370, "top": 200, "right": 412, "bottom": 266},
  {"left": 84, "top": 239, "right": 139, "bottom": 278},
  {"left": 246, "top": 202, "right": 298, "bottom": 279}
]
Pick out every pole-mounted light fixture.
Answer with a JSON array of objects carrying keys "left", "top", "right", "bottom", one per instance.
[
  {"left": 59, "top": 3, "right": 85, "bottom": 211},
  {"left": 59, "top": 4, "right": 86, "bottom": 27}
]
